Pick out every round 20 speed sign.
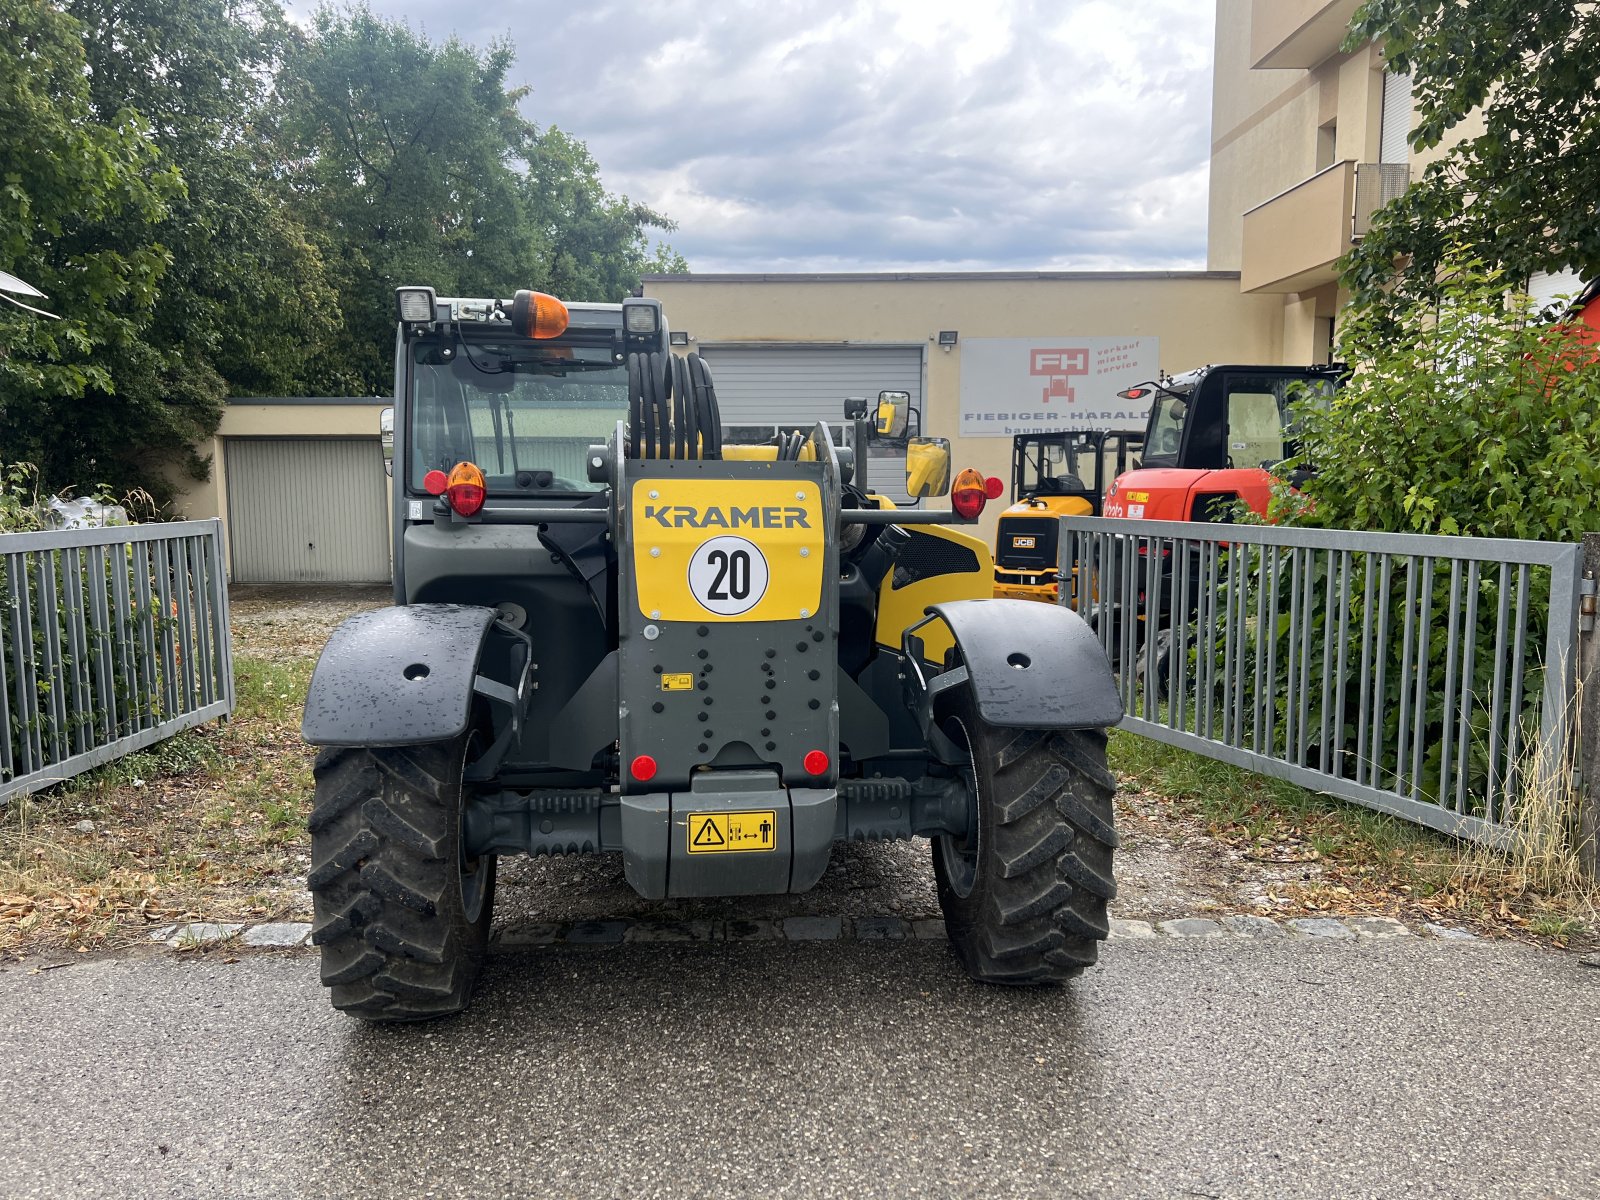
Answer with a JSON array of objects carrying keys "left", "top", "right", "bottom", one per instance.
[{"left": 686, "top": 536, "right": 770, "bottom": 616}]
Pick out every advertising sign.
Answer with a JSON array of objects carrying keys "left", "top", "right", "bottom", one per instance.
[{"left": 959, "top": 337, "right": 1159, "bottom": 437}]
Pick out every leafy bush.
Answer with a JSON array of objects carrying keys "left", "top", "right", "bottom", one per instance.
[
  {"left": 1169, "top": 256, "right": 1598, "bottom": 820},
  {"left": 0, "top": 463, "right": 49, "bottom": 534},
  {"left": 1278, "top": 254, "right": 1600, "bottom": 540}
]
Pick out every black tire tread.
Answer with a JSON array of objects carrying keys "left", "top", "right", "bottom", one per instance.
[
  {"left": 308, "top": 742, "right": 494, "bottom": 1022},
  {"left": 933, "top": 701, "right": 1117, "bottom": 986}
]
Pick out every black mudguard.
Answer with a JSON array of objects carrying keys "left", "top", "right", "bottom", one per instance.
[
  {"left": 926, "top": 599, "right": 1122, "bottom": 730},
  {"left": 301, "top": 604, "right": 499, "bottom": 747}
]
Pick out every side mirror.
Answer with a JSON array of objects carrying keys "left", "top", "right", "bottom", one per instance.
[
  {"left": 379, "top": 406, "right": 395, "bottom": 478},
  {"left": 875, "top": 390, "right": 910, "bottom": 441},
  {"left": 905, "top": 436, "right": 951, "bottom": 498}
]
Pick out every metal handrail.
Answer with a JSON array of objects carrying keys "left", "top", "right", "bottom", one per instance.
[
  {"left": 1, "top": 519, "right": 234, "bottom": 800},
  {"left": 1062, "top": 516, "right": 1582, "bottom": 844}
]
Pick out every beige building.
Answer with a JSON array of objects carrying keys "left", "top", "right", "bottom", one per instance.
[
  {"left": 1208, "top": 0, "right": 1422, "bottom": 362},
  {"left": 642, "top": 272, "right": 1290, "bottom": 542},
  {"left": 171, "top": 400, "right": 392, "bottom": 584},
  {"left": 1209, "top": 0, "right": 1581, "bottom": 345}
]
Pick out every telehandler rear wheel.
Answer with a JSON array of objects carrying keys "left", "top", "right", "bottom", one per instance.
[
  {"left": 932, "top": 690, "right": 1118, "bottom": 984},
  {"left": 308, "top": 733, "right": 496, "bottom": 1021}
]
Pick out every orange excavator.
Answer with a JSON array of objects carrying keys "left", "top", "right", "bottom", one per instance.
[
  {"left": 1103, "top": 363, "right": 1344, "bottom": 523},
  {"left": 993, "top": 363, "right": 1343, "bottom": 606}
]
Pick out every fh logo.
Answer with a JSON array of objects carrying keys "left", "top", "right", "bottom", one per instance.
[{"left": 1030, "top": 348, "right": 1089, "bottom": 405}]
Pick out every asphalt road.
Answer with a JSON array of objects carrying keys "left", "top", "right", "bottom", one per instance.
[{"left": 1, "top": 936, "right": 1595, "bottom": 1200}]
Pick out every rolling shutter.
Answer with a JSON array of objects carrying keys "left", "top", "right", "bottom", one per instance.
[
  {"left": 698, "top": 344, "right": 924, "bottom": 429},
  {"left": 1380, "top": 72, "right": 1412, "bottom": 165},
  {"left": 1527, "top": 269, "right": 1585, "bottom": 314},
  {"left": 226, "top": 439, "right": 390, "bottom": 582},
  {"left": 697, "top": 344, "right": 926, "bottom": 501}
]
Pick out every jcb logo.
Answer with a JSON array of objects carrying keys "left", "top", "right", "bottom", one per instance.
[{"left": 643, "top": 505, "right": 811, "bottom": 530}]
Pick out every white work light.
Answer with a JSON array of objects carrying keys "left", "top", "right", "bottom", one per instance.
[
  {"left": 623, "top": 300, "right": 661, "bottom": 335},
  {"left": 396, "top": 287, "right": 437, "bottom": 324}
]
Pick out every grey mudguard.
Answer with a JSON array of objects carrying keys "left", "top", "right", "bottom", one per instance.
[
  {"left": 301, "top": 604, "right": 499, "bottom": 747},
  {"left": 926, "top": 599, "right": 1123, "bottom": 730}
]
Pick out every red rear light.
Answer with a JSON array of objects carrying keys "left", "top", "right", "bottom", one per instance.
[
  {"left": 951, "top": 468, "right": 989, "bottom": 519},
  {"left": 423, "top": 469, "right": 448, "bottom": 496},
  {"left": 984, "top": 475, "right": 1004, "bottom": 499},
  {"left": 446, "top": 461, "right": 486, "bottom": 517},
  {"left": 803, "top": 750, "right": 830, "bottom": 777},
  {"left": 630, "top": 755, "right": 657, "bottom": 782}
]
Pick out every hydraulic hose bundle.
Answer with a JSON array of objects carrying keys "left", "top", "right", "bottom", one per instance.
[{"left": 626, "top": 352, "right": 722, "bottom": 459}]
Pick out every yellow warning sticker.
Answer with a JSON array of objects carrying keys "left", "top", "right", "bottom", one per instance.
[
  {"left": 661, "top": 673, "right": 694, "bottom": 692},
  {"left": 687, "top": 810, "right": 778, "bottom": 854}
]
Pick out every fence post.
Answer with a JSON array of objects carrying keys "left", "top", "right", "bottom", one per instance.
[{"left": 1577, "top": 534, "right": 1600, "bottom": 878}]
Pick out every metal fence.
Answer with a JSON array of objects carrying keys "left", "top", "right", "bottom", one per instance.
[
  {"left": 1, "top": 520, "right": 234, "bottom": 801},
  {"left": 1062, "top": 516, "right": 1586, "bottom": 844}
]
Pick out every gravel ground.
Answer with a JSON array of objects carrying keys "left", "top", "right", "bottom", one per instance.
[
  {"left": 493, "top": 800, "right": 1220, "bottom": 930},
  {"left": 496, "top": 839, "right": 944, "bottom": 926},
  {"left": 228, "top": 583, "right": 391, "bottom": 661}
]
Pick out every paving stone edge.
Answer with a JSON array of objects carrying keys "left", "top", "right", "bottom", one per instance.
[{"left": 149, "top": 913, "right": 1475, "bottom": 950}]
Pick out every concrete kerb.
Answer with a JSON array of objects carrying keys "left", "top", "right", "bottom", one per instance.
[{"left": 147, "top": 914, "right": 1480, "bottom": 953}]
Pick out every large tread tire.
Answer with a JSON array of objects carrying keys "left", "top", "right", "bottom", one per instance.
[
  {"left": 308, "top": 737, "right": 496, "bottom": 1022},
  {"left": 932, "top": 691, "right": 1118, "bottom": 985}
]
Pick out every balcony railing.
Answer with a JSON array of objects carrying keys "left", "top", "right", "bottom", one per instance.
[
  {"left": 1250, "top": 0, "right": 1363, "bottom": 70},
  {"left": 1241, "top": 162, "right": 1410, "bottom": 293},
  {"left": 1353, "top": 162, "right": 1412, "bottom": 237}
]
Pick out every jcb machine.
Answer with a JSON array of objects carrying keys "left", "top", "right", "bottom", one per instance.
[
  {"left": 300, "top": 287, "right": 1123, "bottom": 1021},
  {"left": 992, "top": 429, "right": 1143, "bottom": 604}
]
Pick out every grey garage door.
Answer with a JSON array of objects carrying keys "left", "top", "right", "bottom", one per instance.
[
  {"left": 699, "top": 343, "right": 925, "bottom": 500},
  {"left": 226, "top": 439, "right": 390, "bottom": 582}
]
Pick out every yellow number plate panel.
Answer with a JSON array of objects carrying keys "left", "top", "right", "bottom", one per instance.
[
  {"left": 687, "top": 810, "right": 778, "bottom": 854},
  {"left": 631, "top": 479, "right": 823, "bottom": 622}
]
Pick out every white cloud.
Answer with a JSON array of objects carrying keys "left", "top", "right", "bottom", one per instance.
[{"left": 285, "top": 0, "right": 1216, "bottom": 273}]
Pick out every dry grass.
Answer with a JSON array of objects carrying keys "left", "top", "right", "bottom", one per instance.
[
  {"left": 0, "top": 585, "right": 387, "bottom": 958},
  {"left": 1451, "top": 700, "right": 1600, "bottom": 945},
  {"left": 0, "top": 658, "right": 319, "bottom": 954},
  {"left": 1111, "top": 726, "right": 1598, "bottom": 948}
]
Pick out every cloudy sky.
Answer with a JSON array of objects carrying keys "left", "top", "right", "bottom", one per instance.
[{"left": 288, "top": 1, "right": 1217, "bottom": 274}]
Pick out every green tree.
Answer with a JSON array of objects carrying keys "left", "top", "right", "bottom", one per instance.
[
  {"left": 1284, "top": 253, "right": 1600, "bottom": 541},
  {"left": 73, "top": 0, "right": 337, "bottom": 398},
  {"left": 1344, "top": 1, "right": 1600, "bottom": 312},
  {"left": 278, "top": 6, "right": 681, "bottom": 394},
  {"left": 64, "top": 0, "right": 338, "bottom": 494},
  {"left": 3, "top": 0, "right": 336, "bottom": 502},
  {"left": 0, "top": 0, "right": 179, "bottom": 493},
  {"left": 524, "top": 127, "right": 688, "bottom": 300}
]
